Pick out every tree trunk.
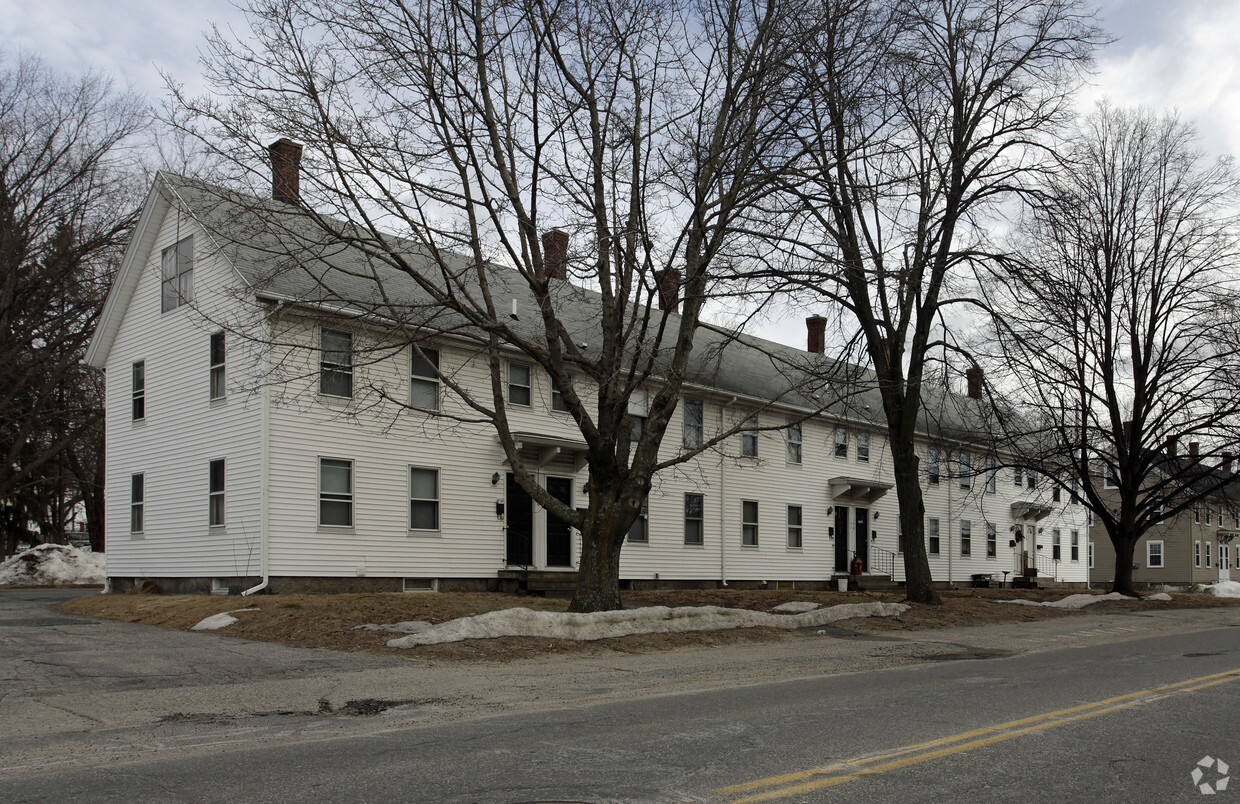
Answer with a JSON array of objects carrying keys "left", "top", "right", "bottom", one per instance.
[
  {"left": 1109, "top": 534, "right": 1139, "bottom": 597},
  {"left": 569, "top": 512, "right": 626, "bottom": 612},
  {"left": 892, "top": 440, "right": 940, "bottom": 604}
]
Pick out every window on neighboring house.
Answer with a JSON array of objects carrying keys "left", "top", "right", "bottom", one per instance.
[
  {"left": 1071, "top": 530, "right": 1080, "bottom": 562},
  {"left": 410, "top": 347, "right": 440, "bottom": 411},
  {"left": 786, "top": 419, "right": 802, "bottom": 464},
  {"left": 130, "top": 473, "right": 144, "bottom": 534},
  {"left": 741, "top": 500, "right": 759, "bottom": 546},
  {"left": 1052, "top": 529, "right": 1062, "bottom": 561},
  {"left": 928, "top": 518, "right": 940, "bottom": 555},
  {"left": 834, "top": 427, "right": 848, "bottom": 458},
  {"left": 1070, "top": 480, "right": 1080, "bottom": 505},
  {"left": 131, "top": 361, "right": 145, "bottom": 421},
  {"left": 160, "top": 235, "right": 194, "bottom": 312},
  {"left": 1052, "top": 484, "right": 1061, "bottom": 503},
  {"left": 960, "top": 520, "right": 971, "bottom": 556},
  {"left": 684, "top": 493, "right": 704, "bottom": 545},
  {"left": 1026, "top": 469, "right": 1037, "bottom": 489},
  {"left": 1194, "top": 505, "right": 1201, "bottom": 524},
  {"left": 682, "top": 398, "right": 704, "bottom": 448},
  {"left": 409, "top": 467, "right": 439, "bottom": 530},
  {"left": 320, "top": 328, "right": 353, "bottom": 398},
  {"left": 928, "top": 447, "right": 940, "bottom": 485},
  {"left": 959, "top": 451, "right": 972, "bottom": 489},
  {"left": 507, "top": 362, "right": 531, "bottom": 406},
  {"left": 626, "top": 495, "right": 649, "bottom": 542},
  {"left": 1014, "top": 465, "right": 1023, "bottom": 487},
  {"left": 1089, "top": 541, "right": 1095, "bottom": 569},
  {"left": 787, "top": 505, "right": 803, "bottom": 548},
  {"left": 1206, "top": 505, "right": 1213, "bottom": 525},
  {"left": 986, "top": 522, "right": 997, "bottom": 557},
  {"left": 1195, "top": 540, "right": 1202, "bottom": 567},
  {"left": 985, "top": 457, "right": 996, "bottom": 493},
  {"left": 857, "top": 432, "right": 870, "bottom": 463},
  {"left": 1206, "top": 541, "right": 1213, "bottom": 568},
  {"left": 319, "top": 458, "right": 354, "bottom": 527},
  {"left": 1148, "top": 540, "right": 1165, "bottom": 568},
  {"left": 741, "top": 413, "right": 759, "bottom": 457},
  {"left": 1103, "top": 469, "right": 1118, "bottom": 489},
  {"left": 209, "top": 333, "right": 225, "bottom": 400},
  {"left": 208, "top": 459, "right": 225, "bottom": 527},
  {"left": 1233, "top": 507, "right": 1239, "bottom": 529}
]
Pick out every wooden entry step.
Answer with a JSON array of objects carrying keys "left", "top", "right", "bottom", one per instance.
[{"left": 498, "top": 569, "right": 578, "bottom": 595}]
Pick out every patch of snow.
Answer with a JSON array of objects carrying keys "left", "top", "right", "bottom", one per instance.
[
  {"left": 386, "top": 601, "right": 908, "bottom": 648},
  {"left": 0, "top": 544, "right": 105, "bottom": 586},
  {"left": 1202, "top": 581, "right": 1240, "bottom": 598},
  {"left": 353, "top": 620, "right": 434, "bottom": 635},
  {"left": 769, "top": 601, "right": 821, "bottom": 614},
  {"left": 190, "top": 607, "right": 260, "bottom": 631},
  {"left": 1143, "top": 592, "right": 1173, "bottom": 602},
  {"left": 996, "top": 592, "right": 1132, "bottom": 609},
  {"left": 1155, "top": 584, "right": 1185, "bottom": 593}
]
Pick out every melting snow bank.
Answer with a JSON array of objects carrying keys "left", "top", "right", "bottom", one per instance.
[
  {"left": 384, "top": 601, "right": 909, "bottom": 648},
  {"left": 1200, "top": 581, "right": 1240, "bottom": 598},
  {"left": 191, "top": 608, "right": 260, "bottom": 631},
  {"left": 996, "top": 592, "right": 1142, "bottom": 609},
  {"left": 0, "top": 544, "right": 105, "bottom": 585}
]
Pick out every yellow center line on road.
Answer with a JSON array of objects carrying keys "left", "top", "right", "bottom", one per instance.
[{"left": 710, "top": 668, "right": 1240, "bottom": 803}]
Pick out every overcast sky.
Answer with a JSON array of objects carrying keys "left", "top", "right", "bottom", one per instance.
[{"left": 4, "top": 0, "right": 1238, "bottom": 346}]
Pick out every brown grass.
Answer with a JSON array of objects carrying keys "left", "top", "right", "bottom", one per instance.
[{"left": 55, "top": 587, "right": 1240, "bottom": 660}]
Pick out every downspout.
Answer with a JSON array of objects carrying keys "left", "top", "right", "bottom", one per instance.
[
  {"left": 719, "top": 396, "right": 737, "bottom": 586},
  {"left": 243, "top": 308, "right": 274, "bottom": 596},
  {"left": 946, "top": 449, "right": 953, "bottom": 586}
]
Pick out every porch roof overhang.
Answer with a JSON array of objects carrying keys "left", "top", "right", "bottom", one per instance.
[
  {"left": 828, "top": 477, "right": 893, "bottom": 505},
  {"left": 1216, "top": 529, "right": 1240, "bottom": 543},
  {"left": 1011, "top": 501, "right": 1054, "bottom": 521},
  {"left": 504, "top": 431, "right": 590, "bottom": 471}
]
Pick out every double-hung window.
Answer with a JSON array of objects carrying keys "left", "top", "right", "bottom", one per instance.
[
  {"left": 507, "top": 362, "right": 531, "bottom": 406},
  {"left": 928, "top": 518, "right": 940, "bottom": 554},
  {"left": 209, "top": 333, "right": 225, "bottom": 400},
  {"left": 551, "top": 375, "right": 573, "bottom": 413},
  {"left": 1052, "top": 529, "right": 1062, "bottom": 560},
  {"left": 208, "top": 459, "right": 225, "bottom": 527},
  {"left": 409, "top": 467, "right": 439, "bottom": 530},
  {"left": 786, "top": 420, "right": 802, "bottom": 464},
  {"left": 131, "top": 361, "right": 145, "bottom": 421},
  {"left": 682, "top": 398, "right": 703, "bottom": 448},
  {"left": 626, "top": 496, "right": 649, "bottom": 542},
  {"left": 1071, "top": 530, "right": 1080, "bottom": 561},
  {"left": 1149, "top": 540, "right": 1165, "bottom": 569},
  {"left": 856, "top": 432, "right": 870, "bottom": 463},
  {"left": 960, "top": 520, "right": 971, "bottom": 556},
  {"left": 986, "top": 522, "right": 997, "bottom": 557},
  {"left": 160, "top": 235, "right": 194, "bottom": 312},
  {"left": 985, "top": 457, "right": 996, "bottom": 493},
  {"left": 740, "top": 413, "right": 759, "bottom": 457},
  {"left": 741, "top": 501, "right": 759, "bottom": 546},
  {"left": 130, "top": 474, "right": 144, "bottom": 534},
  {"left": 410, "top": 347, "right": 440, "bottom": 411},
  {"left": 787, "top": 505, "right": 803, "bottom": 548},
  {"left": 834, "top": 427, "right": 848, "bottom": 458},
  {"left": 320, "top": 329, "right": 353, "bottom": 398},
  {"left": 928, "top": 447, "right": 940, "bottom": 485},
  {"left": 959, "top": 451, "right": 972, "bottom": 489},
  {"left": 1013, "top": 465, "right": 1023, "bottom": 487},
  {"left": 684, "top": 493, "right": 704, "bottom": 545},
  {"left": 319, "top": 458, "right": 354, "bottom": 527}
]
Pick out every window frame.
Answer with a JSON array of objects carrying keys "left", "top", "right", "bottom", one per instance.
[
  {"left": 507, "top": 361, "right": 532, "bottom": 407},
  {"left": 959, "top": 451, "right": 972, "bottom": 489},
  {"left": 740, "top": 412, "right": 759, "bottom": 458},
  {"left": 1148, "top": 539, "right": 1165, "bottom": 569},
  {"left": 684, "top": 493, "right": 704, "bottom": 545},
  {"left": 209, "top": 332, "right": 226, "bottom": 400},
  {"left": 410, "top": 347, "right": 441, "bottom": 411},
  {"left": 786, "top": 505, "right": 803, "bottom": 549},
  {"left": 208, "top": 459, "right": 225, "bottom": 528},
  {"left": 130, "top": 473, "right": 145, "bottom": 535},
  {"left": 682, "top": 398, "right": 704, "bottom": 448},
  {"left": 928, "top": 517, "right": 940, "bottom": 555},
  {"left": 785, "top": 419, "right": 803, "bottom": 464},
  {"left": 160, "top": 235, "right": 194, "bottom": 313},
  {"left": 550, "top": 373, "right": 574, "bottom": 414},
  {"left": 319, "top": 328, "right": 354, "bottom": 398},
  {"left": 626, "top": 495, "right": 649, "bottom": 543},
  {"left": 318, "top": 457, "right": 354, "bottom": 528},
  {"left": 856, "top": 431, "right": 870, "bottom": 463},
  {"left": 1195, "top": 540, "right": 1202, "bottom": 567},
  {"left": 1014, "top": 465, "right": 1023, "bottom": 487},
  {"left": 985, "top": 457, "right": 996, "bottom": 493},
  {"left": 131, "top": 360, "right": 145, "bottom": 421},
  {"left": 1051, "top": 528, "right": 1062, "bottom": 561},
  {"left": 986, "top": 522, "right": 997, "bottom": 557},
  {"left": 741, "top": 500, "right": 759, "bottom": 547},
  {"left": 1070, "top": 530, "right": 1080, "bottom": 562},
  {"left": 1206, "top": 541, "right": 1213, "bottom": 568},
  {"left": 960, "top": 519, "right": 972, "bottom": 556},
  {"left": 408, "top": 466, "right": 440, "bottom": 532},
  {"left": 833, "top": 427, "right": 848, "bottom": 458},
  {"left": 928, "top": 447, "right": 940, "bottom": 485}
]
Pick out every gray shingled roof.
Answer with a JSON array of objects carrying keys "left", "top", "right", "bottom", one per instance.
[{"left": 163, "top": 171, "right": 992, "bottom": 441}]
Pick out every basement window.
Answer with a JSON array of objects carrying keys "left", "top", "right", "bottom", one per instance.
[{"left": 403, "top": 578, "right": 438, "bottom": 593}]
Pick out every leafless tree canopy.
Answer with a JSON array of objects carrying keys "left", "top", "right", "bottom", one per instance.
[
  {"left": 0, "top": 53, "right": 147, "bottom": 555},
  {"left": 987, "top": 104, "right": 1240, "bottom": 594}
]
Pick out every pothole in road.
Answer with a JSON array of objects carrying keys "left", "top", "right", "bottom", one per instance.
[
  {"left": 922, "top": 649, "right": 1015, "bottom": 661},
  {"left": 317, "top": 697, "right": 443, "bottom": 716},
  {"left": 1183, "top": 651, "right": 1227, "bottom": 658}
]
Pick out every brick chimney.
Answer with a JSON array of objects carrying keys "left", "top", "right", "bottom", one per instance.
[
  {"left": 1189, "top": 441, "right": 1200, "bottom": 457},
  {"left": 269, "top": 139, "right": 303, "bottom": 205},
  {"left": 653, "top": 268, "right": 680, "bottom": 312},
  {"left": 1166, "top": 437, "right": 1178, "bottom": 457},
  {"left": 541, "top": 230, "right": 568, "bottom": 280},
  {"left": 1122, "top": 420, "right": 1132, "bottom": 443},
  {"left": 806, "top": 315, "right": 827, "bottom": 354},
  {"left": 1223, "top": 451, "right": 1233, "bottom": 472},
  {"left": 965, "top": 366, "right": 983, "bottom": 400}
]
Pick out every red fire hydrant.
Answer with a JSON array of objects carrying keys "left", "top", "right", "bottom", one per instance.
[{"left": 851, "top": 555, "right": 863, "bottom": 579}]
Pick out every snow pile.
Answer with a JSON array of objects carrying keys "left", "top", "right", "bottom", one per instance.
[
  {"left": 770, "top": 601, "right": 821, "bottom": 614},
  {"left": 996, "top": 592, "right": 1131, "bottom": 609},
  {"left": 0, "top": 544, "right": 105, "bottom": 586},
  {"left": 191, "top": 608, "right": 260, "bottom": 631},
  {"left": 354, "top": 620, "right": 434, "bottom": 635},
  {"left": 1201, "top": 581, "right": 1240, "bottom": 598},
  {"left": 1144, "top": 592, "right": 1173, "bottom": 602},
  {"left": 385, "top": 601, "right": 908, "bottom": 648}
]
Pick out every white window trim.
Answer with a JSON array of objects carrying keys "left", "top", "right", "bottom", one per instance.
[
  {"left": 408, "top": 465, "right": 440, "bottom": 532},
  {"left": 684, "top": 492, "right": 704, "bottom": 545},
  {"left": 318, "top": 457, "right": 355, "bottom": 528},
  {"left": 209, "top": 332, "right": 226, "bottom": 401},
  {"left": 741, "top": 500, "right": 759, "bottom": 547},
  {"left": 960, "top": 520, "right": 972, "bottom": 556},
  {"left": 130, "top": 473, "right": 145, "bottom": 535},
  {"left": 786, "top": 505, "right": 803, "bottom": 549},
  {"left": 928, "top": 447, "right": 940, "bottom": 485},
  {"left": 682, "top": 398, "right": 704, "bottom": 449},
  {"left": 833, "top": 427, "right": 848, "bottom": 459},
  {"left": 507, "top": 361, "right": 532, "bottom": 407},
  {"left": 740, "top": 412, "right": 759, "bottom": 458},
  {"left": 1195, "top": 540, "right": 1202, "bottom": 567},
  {"left": 132, "top": 360, "right": 145, "bottom": 421},
  {"left": 320, "top": 328, "right": 354, "bottom": 398},
  {"left": 959, "top": 452, "right": 972, "bottom": 489},
  {"left": 856, "top": 432, "right": 870, "bottom": 463},
  {"left": 208, "top": 459, "right": 225, "bottom": 528},
  {"left": 1148, "top": 539, "right": 1165, "bottom": 569},
  {"left": 410, "top": 347, "right": 441, "bottom": 411},
  {"left": 928, "top": 517, "right": 940, "bottom": 555},
  {"left": 786, "top": 419, "right": 803, "bottom": 465}
]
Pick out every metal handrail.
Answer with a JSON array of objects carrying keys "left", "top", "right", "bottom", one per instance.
[{"left": 870, "top": 545, "right": 898, "bottom": 577}]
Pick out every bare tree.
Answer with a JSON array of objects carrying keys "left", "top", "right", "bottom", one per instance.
[
  {"left": 986, "top": 104, "right": 1240, "bottom": 596},
  {"left": 0, "top": 53, "right": 146, "bottom": 555},
  {"left": 773, "top": 0, "right": 1103, "bottom": 603},
  {"left": 173, "top": 0, "right": 821, "bottom": 611}
]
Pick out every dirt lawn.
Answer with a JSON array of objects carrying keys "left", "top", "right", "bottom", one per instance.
[{"left": 56, "top": 587, "right": 1240, "bottom": 662}]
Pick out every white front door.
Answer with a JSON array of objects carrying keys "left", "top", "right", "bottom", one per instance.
[{"left": 1220, "top": 544, "right": 1231, "bottom": 582}]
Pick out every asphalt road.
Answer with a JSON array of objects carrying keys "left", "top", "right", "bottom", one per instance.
[{"left": 3, "top": 590, "right": 1239, "bottom": 802}]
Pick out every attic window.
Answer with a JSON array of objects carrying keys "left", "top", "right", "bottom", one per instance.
[{"left": 160, "top": 236, "right": 194, "bottom": 312}]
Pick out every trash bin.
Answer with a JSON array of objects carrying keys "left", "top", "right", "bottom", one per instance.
[{"left": 836, "top": 577, "right": 848, "bottom": 592}]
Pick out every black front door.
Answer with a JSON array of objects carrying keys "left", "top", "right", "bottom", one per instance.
[
  {"left": 546, "top": 477, "right": 573, "bottom": 567},
  {"left": 855, "top": 507, "right": 869, "bottom": 571},
  {"left": 834, "top": 506, "right": 849, "bottom": 572},
  {"left": 506, "top": 473, "right": 533, "bottom": 566}
]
